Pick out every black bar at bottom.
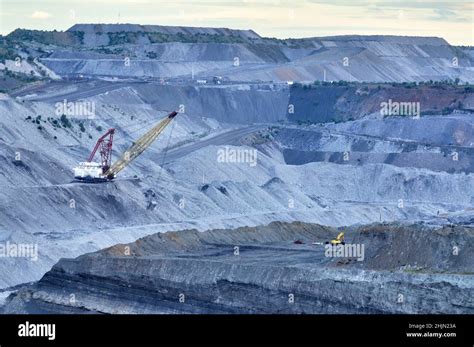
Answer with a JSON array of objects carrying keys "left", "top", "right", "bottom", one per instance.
[{"left": 0, "top": 314, "right": 472, "bottom": 345}]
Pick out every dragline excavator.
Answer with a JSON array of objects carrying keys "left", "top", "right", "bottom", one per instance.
[{"left": 73, "top": 111, "right": 178, "bottom": 182}]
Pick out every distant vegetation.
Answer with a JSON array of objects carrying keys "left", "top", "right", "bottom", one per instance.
[
  {"left": 0, "top": 38, "right": 18, "bottom": 63},
  {"left": 108, "top": 31, "right": 141, "bottom": 45},
  {"left": 2, "top": 69, "right": 37, "bottom": 83},
  {"left": 7, "top": 29, "right": 84, "bottom": 46},
  {"left": 263, "top": 37, "right": 313, "bottom": 47},
  {"left": 292, "top": 79, "right": 473, "bottom": 90},
  {"left": 107, "top": 31, "right": 249, "bottom": 45},
  {"left": 145, "top": 51, "right": 158, "bottom": 59},
  {"left": 60, "top": 114, "right": 72, "bottom": 128},
  {"left": 93, "top": 47, "right": 125, "bottom": 55},
  {"left": 5, "top": 28, "right": 318, "bottom": 50}
]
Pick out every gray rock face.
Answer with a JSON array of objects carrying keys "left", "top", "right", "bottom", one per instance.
[
  {"left": 276, "top": 114, "right": 474, "bottom": 173},
  {"left": 130, "top": 84, "right": 289, "bottom": 123},
  {"left": 4, "top": 221, "right": 473, "bottom": 314},
  {"left": 288, "top": 84, "right": 474, "bottom": 123}
]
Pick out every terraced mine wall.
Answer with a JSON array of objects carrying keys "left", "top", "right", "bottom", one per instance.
[
  {"left": 276, "top": 115, "right": 474, "bottom": 174},
  {"left": 134, "top": 82, "right": 473, "bottom": 125},
  {"left": 288, "top": 84, "right": 474, "bottom": 123},
  {"left": 3, "top": 222, "right": 473, "bottom": 314},
  {"left": 133, "top": 84, "right": 289, "bottom": 124}
]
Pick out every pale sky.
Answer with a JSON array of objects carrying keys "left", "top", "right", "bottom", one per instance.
[{"left": 0, "top": 0, "right": 473, "bottom": 45}]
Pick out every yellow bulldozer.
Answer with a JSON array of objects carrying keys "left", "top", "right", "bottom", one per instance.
[{"left": 326, "top": 232, "right": 345, "bottom": 245}]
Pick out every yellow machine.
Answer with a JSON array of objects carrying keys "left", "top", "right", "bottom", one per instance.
[
  {"left": 104, "top": 111, "right": 178, "bottom": 180},
  {"left": 326, "top": 232, "right": 345, "bottom": 245}
]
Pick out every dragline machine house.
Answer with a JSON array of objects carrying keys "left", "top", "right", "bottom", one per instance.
[{"left": 74, "top": 111, "right": 178, "bottom": 182}]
